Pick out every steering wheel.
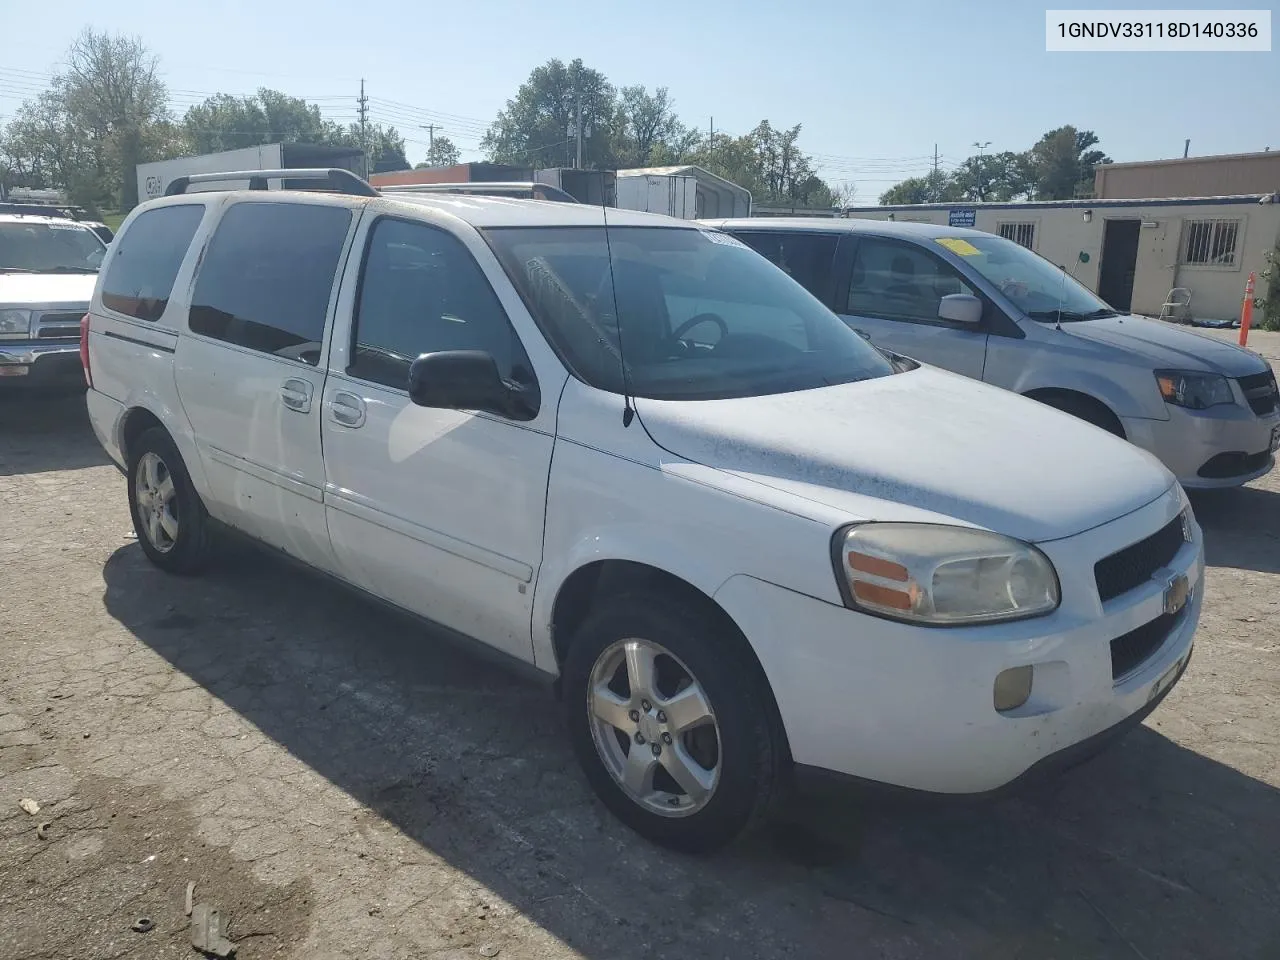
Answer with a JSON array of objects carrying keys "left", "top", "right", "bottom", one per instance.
[
  {"left": 999, "top": 279, "right": 1030, "bottom": 299},
  {"left": 670, "top": 312, "right": 728, "bottom": 344}
]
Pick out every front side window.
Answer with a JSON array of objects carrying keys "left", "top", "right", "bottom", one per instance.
[
  {"left": 731, "top": 231, "right": 839, "bottom": 305},
  {"left": 933, "top": 233, "right": 1116, "bottom": 322},
  {"left": 100, "top": 205, "right": 204, "bottom": 321},
  {"left": 846, "top": 238, "right": 978, "bottom": 325},
  {"left": 484, "top": 225, "right": 894, "bottom": 401},
  {"left": 350, "top": 218, "right": 534, "bottom": 391},
  {"left": 0, "top": 221, "right": 106, "bottom": 275},
  {"left": 189, "top": 202, "right": 353, "bottom": 365}
]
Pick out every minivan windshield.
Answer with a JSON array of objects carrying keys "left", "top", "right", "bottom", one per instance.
[
  {"left": 0, "top": 221, "right": 106, "bottom": 274},
  {"left": 485, "top": 225, "right": 895, "bottom": 401},
  {"left": 935, "top": 234, "right": 1117, "bottom": 322}
]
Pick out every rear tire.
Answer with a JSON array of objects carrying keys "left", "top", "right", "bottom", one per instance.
[
  {"left": 563, "top": 590, "right": 784, "bottom": 853},
  {"left": 127, "top": 426, "right": 213, "bottom": 575}
]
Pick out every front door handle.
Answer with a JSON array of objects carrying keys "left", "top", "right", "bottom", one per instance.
[
  {"left": 330, "top": 391, "right": 366, "bottom": 429},
  {"left": 281, "top": 378, "right": 313, "bottom": 413}
]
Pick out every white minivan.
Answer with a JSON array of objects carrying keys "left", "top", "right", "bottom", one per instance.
[{"left": 85, "top": 170, "right": 1203, "bottom": 851}]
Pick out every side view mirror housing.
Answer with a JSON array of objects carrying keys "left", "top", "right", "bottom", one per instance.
[
  {"left": 407, "top": 351, "right": 539, "bottom": 421},
  {"left": 938, "top": 293, "right": 983, "bottom": 326}
]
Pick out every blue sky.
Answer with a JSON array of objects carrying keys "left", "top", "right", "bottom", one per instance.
[{"left": 1, "top": 0, "right": 1275, "bottom": 199}]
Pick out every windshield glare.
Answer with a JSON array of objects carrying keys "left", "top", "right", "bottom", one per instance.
[
  {"left": 938, "top": 234, "right": 1116, "bottom": 321},
  {"left": 485, "top": 226, "right": 895, "bottom": 401},
  {"left": 0, "top": 221, "right": 106, "bottom": 273}
]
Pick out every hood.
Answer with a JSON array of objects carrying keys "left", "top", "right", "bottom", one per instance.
[
  {"left": 636, "top": 367, "right": 1173, "bottom": 543},
  {"left": 1061, "top": 314, "right": 1267, "bottom": 377},
  {"left": 0, "top": 272, "right": 97, "bottom": 307}
]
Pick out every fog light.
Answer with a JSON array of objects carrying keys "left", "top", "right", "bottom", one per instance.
[{"left": 994, "top": 666, "right": 1033, "bottom": 712}]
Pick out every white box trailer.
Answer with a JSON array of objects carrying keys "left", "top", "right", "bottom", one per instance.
[
  {"left": 136, "top": 143, "right": 365, "bottom": 204},
  {"left": 615, "top": 173, "right": 698, "bottom": 219}
]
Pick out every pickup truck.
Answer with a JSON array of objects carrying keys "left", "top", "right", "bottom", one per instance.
[{"left": 0, "top": 212, "right": 107, "bottom": 389}]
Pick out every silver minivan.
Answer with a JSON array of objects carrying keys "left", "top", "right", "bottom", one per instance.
[{"left": 707, "top": 218, "right": 1279, "bottom": 489}]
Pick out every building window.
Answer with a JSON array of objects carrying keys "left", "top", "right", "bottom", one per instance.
[
  {"left": 999, "top": 222, "right": 1036, "bottom": 249},
  {"left": 1181, "top": 218, "right": 1241, "bottom": 266}
]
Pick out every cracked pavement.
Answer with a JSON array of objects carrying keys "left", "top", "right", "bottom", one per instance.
[{"left": 2, "top": 386, "right": 1280, "bottom": 960}]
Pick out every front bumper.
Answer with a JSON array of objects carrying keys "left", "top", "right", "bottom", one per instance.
[
  {"left": 0, "top": 341, "right": 83, "bottom": 388},
  {"left": 715, "top": 486, "right": 1203, "bottom": 794},
  {"left": 1123, "top": 401, "right": 1278, "bottom": 489}
]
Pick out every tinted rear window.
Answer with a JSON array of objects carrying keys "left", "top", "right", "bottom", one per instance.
[
  {"left": 100, "top": 205, "right": 204, "bottom": 321},
  {"left": 189, "top": 202, "right": 353, "bottom": 365}
]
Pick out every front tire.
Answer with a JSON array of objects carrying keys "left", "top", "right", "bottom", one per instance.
[
  {"left": 563, "top": 591, "right": 784, "bottom": 853},
  {"left": 127, "top": 427, "right": 213, "bottom": 575}
]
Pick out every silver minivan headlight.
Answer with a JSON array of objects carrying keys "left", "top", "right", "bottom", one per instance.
[
  {"left": 832, "top": 522, "right": 1061, "bottom": 626},
  {"left": 0, "top": 309, "right": 32, "bottom": 339}
]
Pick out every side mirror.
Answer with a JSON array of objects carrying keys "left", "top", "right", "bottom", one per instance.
[
  {"left": 938, "top": 293, "right": 983, "bottom": 326},
  {"left": 407, "top": 351, "right": 539, "bottom": 420}
]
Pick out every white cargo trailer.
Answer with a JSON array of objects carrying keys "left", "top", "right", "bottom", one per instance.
[
  {"left": 136, "top": 143, "right": 364, "bottom": 204},
  {"left": 615, "top": 173, "right": 698, "bottom": 219}
]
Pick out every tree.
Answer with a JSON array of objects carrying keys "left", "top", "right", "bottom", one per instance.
[
  {"left": 483, "top": 58, "right": 616, "bottom": 168},
  {"left": 613, "top": 85, "right": 688, "bottom": 167},
  {"left": 415, "top": 135, "right": 460, "bottom": 168},
  {"left": 1025, "top": 126, "right": 1109, "bottom": 200},
  {"left": 685, "top": 123, "right": 836, "bottom": 207},
  {"left": 950, "top": 150, "right": 1030, "bottom": 202},
  {"left": 357, "top": 124, "right": 409, "bottom": 173},
  {"left": 879, "top": 169, "right": 960, "bottom": 205},
  {"left": 183, "top": 88, "right": 341, "bottom": 154},
  {"left": 1, "top": 30, "right": 172, "bottom": 211},
  {"left": 62, "top": 29, "right": 172, "bottom": 209}
]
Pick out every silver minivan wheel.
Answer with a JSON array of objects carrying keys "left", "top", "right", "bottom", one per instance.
[
  {"left": 134, "top": 451, "right": 179, "bottom": 554},
  {"left": 587, "top": 637, "right": 721, "bottom": 817}
]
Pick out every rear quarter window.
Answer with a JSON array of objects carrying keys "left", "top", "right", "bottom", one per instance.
[
  {"left": 188, "top": 202, "right": 353, "bottom": 366},
  {"left": 100, "top": 205, "right": 205, "bottom": 321}
]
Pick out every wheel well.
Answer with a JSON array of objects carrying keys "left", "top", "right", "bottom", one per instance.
[
  {"left": 550, "top": 560, "right": 791, "bottom": 759},
  {"left": 119, "top": 407, "right": 166, "bottom": 466},
  {"left": 1024, "top": 388, "right": 1125, "bottom": 439}
]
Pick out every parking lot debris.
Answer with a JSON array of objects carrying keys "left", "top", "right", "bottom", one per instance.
[
  {"left": 18, "top": 798, "right": 40, "bottom": 815},
  {"left": 131, "top": 918, "right": 155, "bottom": 933},
  {"left": 36, "top": 822, "right": 51, "bottom": 840},
  {"left": 185, "top": 881, "right": 196, "bottom": 917},
  {"left": 479, "top": 945, "right": 501, "bottom": 958},
  {"left": 190, "top": 902, "right": 236, "bottom": 958}
]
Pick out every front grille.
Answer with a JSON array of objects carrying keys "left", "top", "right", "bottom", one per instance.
[
  {"left": 1094, "top": 514, "right": 1187, "bottom": 603},
  {"left": 1111, "top": 610, "right": 1184, "bottom": 680},
  {"left": 1238, "top": 370, "right": 1279, "bottom": 416},
  {"left": 35, "top": 311, "right": 83, "bottom": 340}
]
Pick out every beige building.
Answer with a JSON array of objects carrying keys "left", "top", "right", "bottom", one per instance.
[
  {"left": 841, "top": 195, "right": 1280, "bottom": 322},
  {"left": 1094, "top": 151, "right": 1280, "bottom": 200}
]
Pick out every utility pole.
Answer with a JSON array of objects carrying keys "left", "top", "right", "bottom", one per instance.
[
  {"left": 973, "top": 140, "right": 991, "bottom": 200},
  {"left": 575, "top": 87, "right": 583, "bottom": 169},
  {"left": 1183, "top": 138, "right": 1191, "bottom": 158},
  {"left": 357, "top": 79, "right": 369, "bottom": 178},
  {"left": 421, "top": 124, "right": 436, "bottom": 163},
  {"left": 933, "top": 143, "right": 940, "bottom": 177},
  {"left": 709, "top": 116, "right": 714, "bottom": 165}
]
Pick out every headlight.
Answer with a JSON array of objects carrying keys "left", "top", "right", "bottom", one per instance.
[
  {"left": 1155, "top": 370, "right": 1234, "bottom": 410},
  {"left": 832, "top": 522, "right": 1060, "bottom": 626},
  {"left": 0, "top": 309, "right": 32, "bottom": 339}
]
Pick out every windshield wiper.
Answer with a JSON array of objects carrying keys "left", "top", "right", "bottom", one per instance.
[
  {"left": 0, "top": 267, "right": 38, "bottom": 274},
  {"left": 42, "top": 266, "right": 100, "bottom": 274},
  {"left": 1027, "top": 308, "right": 1093, "bottom": 322}
]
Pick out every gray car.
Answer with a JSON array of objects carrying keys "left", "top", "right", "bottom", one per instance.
[{"left": 706, "top": 217, "right": 1279, "bottom": 489}]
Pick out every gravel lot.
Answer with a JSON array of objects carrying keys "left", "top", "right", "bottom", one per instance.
[{"left": 2, "top": 381, "right": 1279, "bottom": 960}]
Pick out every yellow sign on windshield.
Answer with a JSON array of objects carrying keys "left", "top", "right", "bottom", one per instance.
[{"left": 936, "top": 238, "right": 981, "bottom": 256}]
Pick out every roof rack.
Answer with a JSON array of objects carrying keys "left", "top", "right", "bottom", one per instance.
[{"left": 163, "top": 168, "right": 379, "bottom": 198}]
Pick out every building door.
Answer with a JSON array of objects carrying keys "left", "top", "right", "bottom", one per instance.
[{"left": 1097, "top": 219, "right": 1141, "bottom": 311}]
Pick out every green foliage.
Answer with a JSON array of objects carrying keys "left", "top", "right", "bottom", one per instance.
[
  {"left": 483, "top": 60, "right": 838, "bottom": 207},
  {"left": 183, "top": 88, "right": 340, "bottom": 153},
  {"left": 1260, "top": 247, "right": 1280, "bottom": 332},
  {"left": 482, "top": 59, "right": 617, "bottom": 168},
  {"left": 0, "top": 29, "right": 171, "bottom": 210},
  {"left": 416, "top": 135, "right": 460, "bottom": 168},
  {"left": 879, "top": 126, "right": 1111, "bottom": 205}
]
